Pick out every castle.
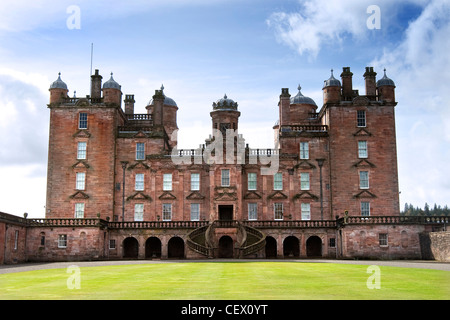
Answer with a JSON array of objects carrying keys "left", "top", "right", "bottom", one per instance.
[{"left": 1, "top": 66, "right": 447, "bottom": 264}]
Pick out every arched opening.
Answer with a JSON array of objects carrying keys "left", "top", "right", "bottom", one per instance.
[
  {"left": 145, "top": 237, "right": 162, "bottom": 259},
  {"left": 306, "top": 236, "right": 322, "bottom": 258},
  {"left": 265, "top": 236, "right": 277, "bottom": 258},
  {"left": 283, "top": 236, "right": 299, "bottom": 258},
  {"left": 218, "top": 235, "right": 234, "bottom": 258},
  {"left": 123, "top": 237, "right": 139, "bottom": 259},
  {"left": 168, "top": 237, "right": 185, "bottom": 259}
]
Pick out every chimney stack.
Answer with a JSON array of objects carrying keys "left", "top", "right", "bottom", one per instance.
[
  {"left": 90, "top": 69, "right": 102, "bottom": 100},
  {"left": 364, "top": 67, "right": 377, "bottom": 100},
  {"left": 340, "top": 67, "right": 353, "bottom": 101},
  {"left": 124, "top": 94, "right": 135, "bottom": 115}
]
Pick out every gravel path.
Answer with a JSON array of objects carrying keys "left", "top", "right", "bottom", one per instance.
[{"left": 1, "top": 259, "right": 449, "bottom": 274}]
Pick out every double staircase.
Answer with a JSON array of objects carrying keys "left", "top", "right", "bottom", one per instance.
[{"left": 186, "top": 220, "right": 266, "bottom": 258}]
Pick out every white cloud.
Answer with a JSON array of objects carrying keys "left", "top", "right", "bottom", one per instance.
[
  {"left": 369, "top": 0, "right": 450, "bottom": 207},
  {"left": 266, "top": 0, "right": 429, "bottom": 58}
]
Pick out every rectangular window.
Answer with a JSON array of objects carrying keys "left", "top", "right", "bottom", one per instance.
[
  {"left": 14, "top": 230, "right": 19, "bottom": 250},
  {"left": 58, "top": 235, "right": 67, "bottom": 248},
  {"left": 134, "top": 203, "right": 144, "bottom": 221},
  {"left": 329, "top": 238, "right": 336, "bottom": 248},
  {"left": 76, "top": 172, "right": 85, "bottom": 190},
  {"left": 191, "top": 173, "right": 200, "bottom": 191},
  {"left": 77, "top": 142, "right": 87, "bottom": 159},
  {"left": 274, "top": 172, "right": 283, "bottom": 190},
  {"left": 300, "top": 173, "right": 310, "bottom": 190},
  {"left": 135, "top": 173, "right": 144, "bottom": 191},
  {"left": 190, "top": 203, "right": 200, "bottom": 221},
  {"left": 274, "top": 203, "right": 283, "bottom": 220},
  {"left": 248, "top": 173, "right": 257, "bottom": 190},
  {"left": 359, "top": 171, "right": 369, "bottom": 189},
  {"left": 163, "top": 173, "right": 172, "bottom": 191},
  {"left": 300, "top": 142, "right": 309, "bottom": 159},
  {"left": 379, "top": 233, "right": 388, "bottom": 246},
  {"left": 109, "top": 239, "right": 116, "bottom": 249},
  {"left": 74, "top": 203, "right": 85, "bottom": 218},
  {"left": 361, "top": 202, "right": 370, "bottom": 216},
  {"left": 40, "top": 235, "right": 45, "bottom": 246},
  {"left": 357, "top": 110, "right": 366, "bottom": 127},
  {"left": 248, "top": 203, "right": 257, "bottom": 220},
  {"left": 301, "top": 203, "right": 311, "bottom": 220},
  {"left": 162, "top": 204, "right": 172, "bottom": 221},
  {"left": 136, "top": 143, "right": 145, "bottom": 160},
  {"left": 221, "top": 169, "right": 230, "bottom": 187},
  {"left": 358, "top": 141, "right": 368, "bottom": 158},
  {"left": 79, "top": 112, "right": 88, "bottom": 129}
]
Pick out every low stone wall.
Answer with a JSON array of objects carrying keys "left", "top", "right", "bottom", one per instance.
[{"left": 420, "top": 231, "right": 450, "bottom": 262}]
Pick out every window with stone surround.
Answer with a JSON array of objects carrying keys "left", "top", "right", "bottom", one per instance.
[
  {"left": 248, "top": 203, "right": 257, "bottom": 220},
  {"left": 134, "top": 203, "right": 144, "bottom": 221},
  {"left": 109, "top": 239, "right": 116, "bottom": 249},
  {"left": 75, "top": 203, "right": 84, "bottom": 218},
  {"left": 136, "top": 143, "right": 145, "bottom": 160},
  {"left": 221, "top": 169, "right": 230, "bottom": 187},
  {"left": 274, "top": 172, "right": 283, "bottom": 190},
  {"left": 162, "top": 203, "right": 172, "bottom": 221},
  {"left": 300, "top": 142, "right": 309, "bottom": 159},
  {"left": 248, "top": 173, "right": 257, "bottom": 190},
  {"left": 359, "top": 171, "right": 369, "bottom": 189},
  {"left": 78, "top": 112, "right": 88, "bottom": 129},
  {"left": 163, "top": 173, "right": 172, "bottom": 191},
  {"left": 361, "top": 202, "right": 370, "bottom": 216},
  {"left": 58, "top": 234, "right": 67, "bottom": 248},
  {"left": 76, "top": 172, "right": 85, "bottom": 190},
  {"left": 358, "top": 141, "right": 368, "bottom": 158},
  {"left": 135, "top": 173, "right": 144, "bottom": 191},
  {"left": 379, "top": 233, "right": 388, "bottom": 246},
  {"left": 274, "top": 203, "right": 283, "bottom": 220},
  {"left": 357, "top": 110, "right": 366, "bottom": 127},
  {"left": 300, "top": 172, "right": 310, "bottom": 190},
  {"left": 301, "top": 203, "right": 311, "bottom": 220},
  {"left": 191, "top": 173, "right": 200, "bottom": 191},
  {"left": 77, "top": 141, "right": 87, "bottom": 159},
  {"left": 190, "top": 203, "right": 200, "bottom": 221}
]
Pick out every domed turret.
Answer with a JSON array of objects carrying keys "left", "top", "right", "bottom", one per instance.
[
  {"left": 102, "top": 72, "right": 122, "bottom": 105},
  {"left": 210, "top": 93, "right": 240, "bottom": 137},
  {"left": 322, "top": 69, "right": 341, "bottom": 104},
  {"left": 377, "top": 69, "right": 396, "bottom": 103},
  {"left": 49, "top": 72, "right": 68, "bottom": 90},
  {"left": 376, "top": 69, "right": 395, "bottom": 87},
  {"left": 323, "top": 69, "right": 341, "bottom": 88},
  {"left": 49, "top": 72, "right": 69, "bottom": 104},
  {"left": 147, "top": 85, "right": 177, "bottom": 107},
  {"left": 103, "top": 73, "right": 121, "bottom": 90},
  {"left": 290, "top": 85, "right": 317, "bottom": 106}
]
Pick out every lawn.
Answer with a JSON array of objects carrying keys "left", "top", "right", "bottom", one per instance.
[{"left": 0, "top": 262, "right": 448, "bottom": 300}]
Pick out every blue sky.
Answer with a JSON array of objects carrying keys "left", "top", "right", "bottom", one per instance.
[{"left": 0, "top": 0, "right": 449, "bottom": 218}]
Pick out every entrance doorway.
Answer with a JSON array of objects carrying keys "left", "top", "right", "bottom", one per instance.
[
  {"left": 306, "top": 236, "right": 322, "bottom": 257},
  {"left": 168, "top": 237, "right": 185, "bottom": 259},
  {"left": 145, "top": 237, "right": 162, "bottom": 259},
  {"left": 123, "top": 237, "right": 139, "bottom": 259},
  {"left": 218, "top": 236, "right": 234, "bottom": 258},
  {"left": 283, "top": 236, "right": 300, "bottom": 258},
  {"left": 265, "top": 236, "right": 277, "bottom": 258},
  {"left": 218, "top": 205, "right": 233, "bottom": 220}
]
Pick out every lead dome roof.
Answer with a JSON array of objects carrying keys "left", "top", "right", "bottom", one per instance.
[
  {"left": 290, "top": 85, "right": 317, "bottom": 106},
  {"left": 147, "top": 85, "right": 177, "bottom": 107}
]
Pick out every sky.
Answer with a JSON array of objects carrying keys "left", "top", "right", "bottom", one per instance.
[{"left": 0, "top": 0, "right": 449, "bottom": 218}]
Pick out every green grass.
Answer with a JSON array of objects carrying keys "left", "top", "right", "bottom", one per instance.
[{"left": 0, "top": 262, "right": 448, "bottom": 300}]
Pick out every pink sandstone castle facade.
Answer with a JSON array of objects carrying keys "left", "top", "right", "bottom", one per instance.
[{"left": 1, "top": 67, "right": 448, "bottom": 264}]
